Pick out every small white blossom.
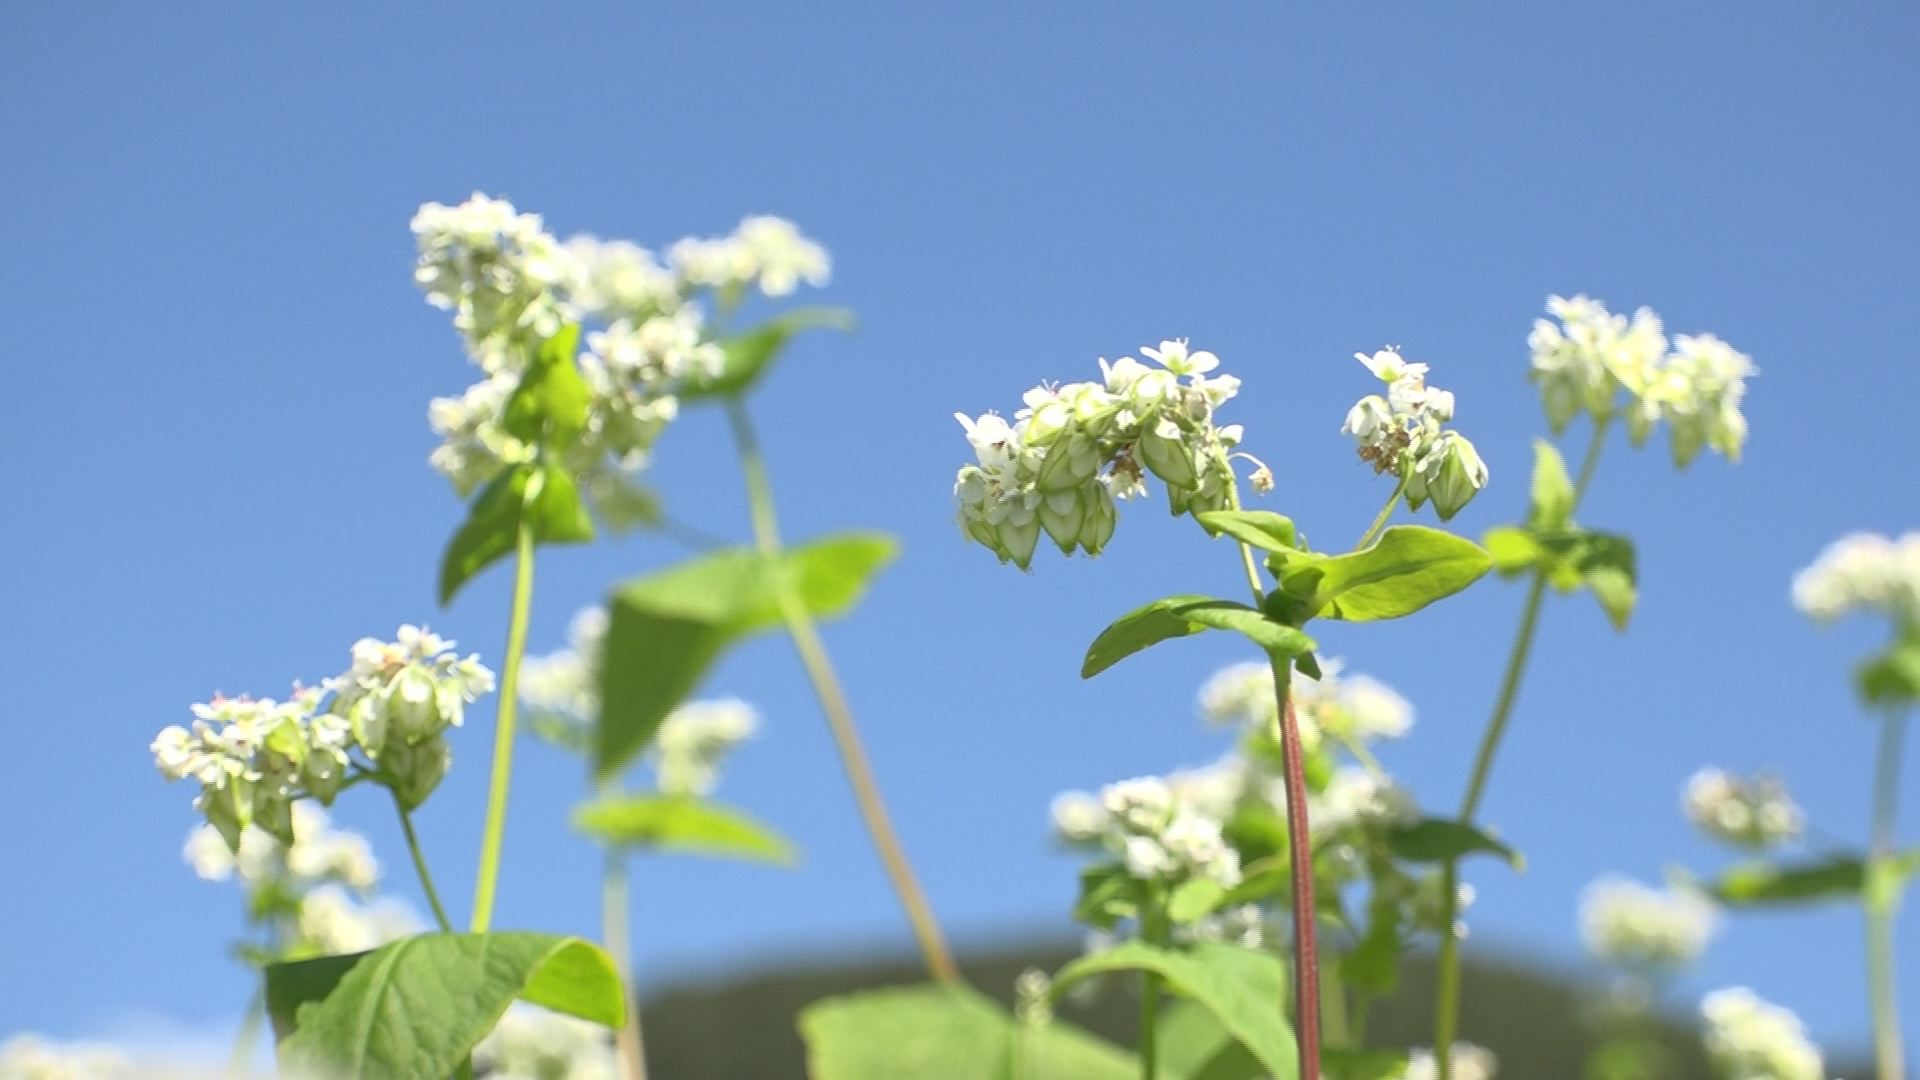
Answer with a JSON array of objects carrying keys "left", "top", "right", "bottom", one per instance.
[
  {"left": 1407, "top": 1042, "right": 1498, "bottom": 1080},
  {"left": 654, "top": 699, "right": 758, "bottom": 798},
  {"left": 1315, "top": 767, "right": 1419, "bottom": 833},
  {"left": 0, "top": 1034, "right": 135, "bottom": 1079},
  {"left": 1342, "top": 348, "right": 1486, "bottom": 519},
  {"left": 1791, "top": 530, "right": 1920, "bottom": 629},
  {"left": 1700, "top": 988, "right": 1823, "bottom": 1080},
  {"left": 1683, "top": 769, "right": 1804, "bottom": 851},
  {"left": 667, "top": 215, "right": 830, "bottom": 299},
  {"left": 294, "top": 886, "right": 421, "bottom": 956},
  {"left": 476, "top": 1004, "right": 620, "bottom": 1080},
  {"left": 412, "top": 193, "right": 585, "bottom": 375},
  {"left": 1580, "top": 875, "right": 1717, "bottom": 972},
  {"left": 1050, "top": 791, "right": 1110, "bottom": 844}
]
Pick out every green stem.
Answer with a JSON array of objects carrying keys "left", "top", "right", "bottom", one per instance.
[
  {"left": 1139, "top": 895, "right": 1166, "bottom": 1080},
  {"left": 470, "top": 520, "right": 537, "bottom": 933},
  {"left": 1218, "top": 453, "right": 1268, "bottom": 602},
  {"left": 602, "top": 839, "right": 650, "bottom": 1080},
  {"left": 393, "top": 790, "right": 453, "bottom": 933},
  {"left": 1432, "top": 416, "right": 1609, "bottom": 1079},
  {"left": 1269, "top": 657, "right": 1323, "bottom": 1080},
  {"left": 227, "top": 989, "right": 264, "bottom": 1076},
  {"left": 1354, "top": 474, "right": 1407, "bottom": 550},
  {"left": 724, "top": 397, "right": 959, "bottom": 982},
  {"left": 1320, "top": 961, "right": 1351, "bottom": 1049},
  {"left": 1867, "top": 709, "right": 1908, "bottom": 1080}
]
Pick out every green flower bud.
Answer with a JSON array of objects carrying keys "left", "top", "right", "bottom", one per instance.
[
  {"left": 1039, "top": 489, "right": 1087, "bottom": 554},
  {"left": 1035, "top": 432, "right": 1100, "bottom": 493},
  {"left": 1138, "top": 420, "right": 1199, "bottom": 488},
  {"left": 997, "top": 513, "right": 1042, "bottom": 570},
  {"left": 1078, "top": 485, "right": 1117, "bottom": 555},
  {"left": 383, "top": 736, "right": 453, "bottom": 811},
  {"left": 1424, "top": 433, "right": 1488, "bottom": 521}
]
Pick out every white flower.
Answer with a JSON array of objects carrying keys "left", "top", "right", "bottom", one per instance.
[
  {"left": 1407, "top": 1042, "right": 1498, "bottom": 1080},
  {"left": 1355, "top": 348, "right": 1428, "bottom": 385},
  {"left": 1143, "top": 338, "right": 1220, "bottom": 377},
  {"left": 1791, "top": 530, "right": 1920, "bottom": 629},
  {"left": 1343, "top": 348, "right": 1480, "bottom": 518},
  {"left": 1580, "top": 875, "right": 1717, "bottom": 971},
  {"left": 328, "top": 625, "right": 495, "bottom": 754},
  {"left": 667, "top": 215, "right": 829, "bottom": 298},
  {"left": 654, "top": 698, "right": 758, "bottom": 797},
  {"left": 412, "top": 193, "right": 585, "bottom": 375},
  {"left": 476, "top": 1003, "right": 620, "bottom": 1080},
  {"left": 1158, "top": 812, "right": 1241, "bottom": 887},
  {"left": 1101, "top": 777, "right": 1174, "bottom": 833},
  {"left": 1315, "top": 767, "right": 1418, "bottom": 833},
  {"left": 295, "top": 886, "right": 421, "bottom": 956},
  {"left": 0, "top": 1034, "right": 135, "bottom": 1079},
  {"left": 1050, "top": 791, "right": 1110, "bottom": 844},
  {"left": 1683, "top": 768, "right": 1804, "bottom": 851},
  {"left": 1700, "top": 987, "right": 1823, "bottom": 1080}
]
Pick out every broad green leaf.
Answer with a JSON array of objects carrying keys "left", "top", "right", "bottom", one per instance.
[
  {"left": 1528, "top": 439, "right": 1574, "bottom": 529},
  {"left": 1082, "top": 596, "right": 1314, "bottom": 679},
  {"left": 1155, "top": 1000, "right": 1266, "bottom": 1080},
  {"left": 596, "top": 532, "right": 897, "bottom": 777},
  {"left": 1323, "top": 1049, "right": 1411, "bottom": 1080},
  {"left": 1302, "top": 526, "right": 1492, "bottom": 622},
  {"left": 501, "top": 324, "right": 590, "bottom": 447},
  {"left": 799, "top": 983, "right": 1134, "bottom": 1080},
  {"left": 1196, "top": 511, "right": 1298, "bottom": 554},
  {"left": 1384, "top": 818, "right": 1522, "bottom": 869},
  {"left": 681, "top": 308, "right": 855, "bottom": 400},
  {"left": 571, "top": 794, "right": 795, "bottom": 864},
  {"left": 439, "top": 462, "right": 595, "bottom": 605},
  {"left": 1482, "top": 525, "right": 1542, "bottom": 576},
  {"left": 1707, "top": 856, "right": 1868, "bottom": 906},
  {"left": 265, "top": 932, "right": 623, "bottom": 1080},
  {"left": 1049, "top": 942, "right": 1297, "bottom": 1079},
  {"left": 1167, "top": 878, "right": 1228, "bottom": 924},
  {"left": 1856, "top": 639, "right": 1920, "bottom": 706}
]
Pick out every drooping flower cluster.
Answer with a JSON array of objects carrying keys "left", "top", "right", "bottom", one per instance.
[
  {"left": 1699, "top": 988, "right": 1824, "bottom": 1080},
  {"left": 150, "top": 627, "right": 495, "bottom": 849},
  {"left": 1406, "top": 1042, "right": 1499, "bottom": 1080},
  {"left": 1529, "top": 295, "right": 1754, "bottom": 467},
  {"left": 1341, "top": 349, "right": 1488, "bottom": 521},
  {"left": 953, "top": 339, "right": 1253, "bottom": 568},
  {"left": 1580, "top": 876, "right": 1718, "bottom": 973},
  {"left": 1683, "top": 769, "right": 1804, "bottom": 851},
  {"left": 414, "top": 194, "right": 831, "bottom": 514},
  {"left": 521, "top": 607, "right": 757, "bottom": 796},
  {"left": 1791, "top": 531, "right": 1920, "bottom": 629},
  {"left": 474, "top": 1004, "right": 620, "bottom": 1080}
]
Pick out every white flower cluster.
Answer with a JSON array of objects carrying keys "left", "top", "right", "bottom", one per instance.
[
  {"left": 0, "top": 1034, "right": 134, "bottom": 1079},
  {"left": 1529, "top": 295, "right": 1754, "bottom": 467},
  {"left": 1683, "top": 768, "right": 1804, "bottom": 851},
  {"left": 293, "top": 886, "right": 422, "bottom": 957},
  {"left": 1341, "top": 349, "right": 1487, "bottom": 521},
  {"left": 1791, "top": 530, "right": 1920, "bottom": 629},
  {"left": 1315, "top": 766, "right": 1419, "bottom": 834},
  {"left": 1699, "top": 987, "right": 1823, "bottom": 1080},
  {"left": 953, "top": 339, "right": 1251, "bottom": 568},
  {"left": 1406, "top": 1042, "right": 1499, "bottom": 1080},
  {"left": 1580, "top": 876, "right": 1717, "bottom": 972},
  {"left": 1052, "top": 775, "right": 1243, "bottom": 890},
  {"left": 415, "top": 194, "right": 830, "bottom": 508},
  {"left": 1199, "top": 658, "right": 1415, "bottom": 753},
  {"left": 150, "top": 627, "right": 494, "bottom": 848},
  {"left": 473, "top": 1004, "right": 619, "bottom": 1080},
  {"left": 183, "top": 802, "right": 377, "bottom": 891},
  {"left": 522, "top": 607, "right": 756, "bottom": 795}
]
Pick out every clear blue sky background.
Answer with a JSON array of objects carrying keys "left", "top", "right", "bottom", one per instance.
[{"left": 2, "top": 1, "right": 1915, "bottom": 1060}]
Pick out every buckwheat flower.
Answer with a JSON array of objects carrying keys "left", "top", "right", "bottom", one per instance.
[
  {"left": 563, "top": 236, "right": 681, "bottom": 322},
  {"left": 1331, "top": 674, "right": 1415, "bottom": 742},
  {"left": 1407, "top": 1043, "right": 1499, "bottom": 1080},
  {"left": 427, "top": 373, "right": 530, "bottom": 498},
  {"left": 1142, "top": 338, "right": 1220, "bottom": 377},
  {"left": 1158, "top": 812, "right": 1242, "bottom": 887},
  {"left": 1014, "top": 969, "right": 1055, "bottom": 1026},
  {"left": 1181, "top": 903, "right": 1270, "bottom": 948},
  {"left": 1413, "top": 429, "right": 1490, "bottom": 521},
  {"left": 1700, "top": 988, "right": 1823, "bottom": 1080},
  {"left": 477, "top": 1003, "right": 620, "bottom": 1080},
  {"left": 667, "top": 216, "right": 830, "bottom": 299},
  {"left": 412, "top": 193, "right": 584, "bottom": 374},
  {"left": 1050, "top": 791, "right": 1110, "bottom": 844},
  {"left": 294, "top": 886, "right": 422, "bottom": 957},
  {"left": 1343, "top": 348, "right": 1483, "bottom": 517},
  {"left": 0, "top": 1034, "right": 135, "bottom": 1079},
  {"left": 1580, "top": 875, "right": 1717, "bottom": 972},
  {"left": 1166, "top": 758, "right": 1246, "bottom": 822},
  {"left": 1356, "top": 348, "right": 1429, "bottom": 385},
  {"left": 1315, "top": 767, "right": 1418, "bottom": 833},
  {"left": 1530, "top": 295, "right": 1638, "bottom": 432},
  {"left": 1791, "top": 531, "right": 1920, "bottom": 629},
  {"left": 521, "top": 607, "right": 608, "bottom": 746},
  {"left": 654, "top": 698, "right": 759, "bottom": 798},
  {"left": 1684, "top": 769, "right": 1805, "bottom": 851},
  {"left": 327, "top": 625, "right": 495, "bottom": 755},
  {"left": 1663, "top": 334, "right": 1754, "bottom": 467},
  {"left": 1101, "top": 777, "right": 1175, "bottom": 833}
]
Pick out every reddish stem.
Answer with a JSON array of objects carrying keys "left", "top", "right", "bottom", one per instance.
[{"left": 1278, "top": 690, "right": 1322, "bottom": 1078}]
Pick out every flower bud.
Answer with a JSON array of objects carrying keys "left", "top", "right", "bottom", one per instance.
[
  {"left": 1078, "top": 485, "right": 1117, "bottom": 555},
  {"left": 1035, "top": 432, "right": 1100, "bottom": 493},
  {"left": 1422, "top": 433, "right": 1488, "bottom": 521},
  {"left": 383, "top": 736, "right": 453, "bottom": 811},
  {"left": 1137, "top": 419, "right": 1199, "bottom": 488},
  {"left": 997, "top": 512, "right": 1042, "bottom": 570},
  {"left": 1039, "top": 489, "right": 1088, "bottom": 554}
]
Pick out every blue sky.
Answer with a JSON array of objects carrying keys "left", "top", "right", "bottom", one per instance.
[{"left": 2, "top": 0, "right": 1915, "bottom": 1059}]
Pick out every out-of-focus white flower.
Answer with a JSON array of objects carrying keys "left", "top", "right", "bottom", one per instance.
[
  {"left": 183, "top": 803, "right": 378, "bottom": 892},
  {"left": 667, "top": 215, "right": 830, "bottom": 299},
  {"left": 1179, "top": 903, "right": 1271, "bottom": 949},
  {"left": 564, "top": 237, "right": 680, "bottom": 322},
  {"left": 1101, "top": 777, "right": 1175, "bottom": 833},
  {"left": 1580, "top": 875, "right": 1717, "bottom": 972},
  {"left": 1050, "top": 791, "right": 1110, "bottom": 844},
  {"left": 294, "top": 886, "right": 421, "bottom": 956},
  {"left": 1683, "top": 769, "right": 1804, "bottom": 851},
  {"left": 475, "top": 1003, "right": 620, "bottom": 1080},
  {"left": 0, "top": 1033, "right": 135, "bottom": 1079},
  {"left": 1700, "top": 987, "right": 1823, "bottom": 1080},
  {"left": 1407, "top": 1042, "right": 1498, "bottom": 1080},
  {"left": 1791, "top": 531, "right": 1920, "bottom": 629},
  {"left": 1314, "top": 767, "right": 1418, "bottom": 834},
  {"left": 654, "top": 699, "right": 758, "bottom": 798}
]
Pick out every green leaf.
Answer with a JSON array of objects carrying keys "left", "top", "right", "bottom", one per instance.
[
  {"left": 1082, "top": 596, "right": 1315, "bottom": 679},
  {"left": 799, "top": 983, "right": 1134, "bottom": 1080},
  {"left": 681, "top": 308, "right": 855, "bottom": 400},
  {"left": 1049, "top": 942, "right": 1297, "bottom": 1080},
  {"left": 571, "top": 794, "right": 796, "bottom": 864},
  {"left": 265, "top": 932, "right": 623, "bottom": 1080},
  {"left": 1383, "top": 818, "right": 1523, "bottom": 869},
  {"left": 1707, "top": 856, "right": 1869, "bottom": 907},
  {"left": 439, "top": 462, "right": 595, "bottom": 605},
  {"left": 1301, "top": 526, "right": 1492, "bottom": 622},
  {"left": 1074, "top": 864, "right": 1139, "bottom": 930},
  {"left": 1155, "top": 1001, "right": 1266, "bottom": 1080},
  {"left": 596, "top": 532, "right": 897, "bottom": 778},
  {"left": 1856, "top": 639, "right": 1920, "bottom": 706},
  {"left": 1167, "top": 878, "right": 1228, "bottom": 924},
  {"left": 501, "top": 324, "right": 590, "bottom": 447},
  {"left": 1481, "top": 525, "right": 1543, "bottom": 576},
  {"left": 1528, "top": 439, "right": 1574, "bottom": 530},
  {"left": 1323, "top": 1049, "right": 1411, "bottom": 1080},
  {"left": 1195, "top": 511, "right": 1298, "bottom": 554},
  {"left": 1570, "top": 530, "right": 1636, "bottom": 631}
]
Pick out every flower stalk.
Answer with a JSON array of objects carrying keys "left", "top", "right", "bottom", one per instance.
[
  {"left": 1866, "top": 708, "right": 1908, "bottom": 1080},
  {"left": 470, "top": 520, "right": 537, "bottom": 933}
]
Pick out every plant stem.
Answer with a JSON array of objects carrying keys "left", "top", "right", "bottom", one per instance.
[
  {"left": 601, "top": 840, "right": 650, "bottom": 1080},
  {"left": 1431, "top": 416, "right": 1609, "bottom": 1079},
  {"left": 1866, "top": 708, "right": 1908, "bottom": 1080},
  {"left": 227, "top": 989, "right": 264, "bottom": 1077},
  {"left": 470, "top": 520, "right": 537, "bottom": 933},
  {"left": 1354, "top": 475, "right": 1407, "bottom": 550},
  {"left": 1139, "top": 895, "right": 1167, "bottom": 1080},
  {"left": 392, "top": 789, "right": 453, "bottom": 933},
  {"left": 1269, "top": 658, "right": 1323, "bottom": 1079},
  {"left": 724, "top": 397, "right": 959, "bottom": 982}
]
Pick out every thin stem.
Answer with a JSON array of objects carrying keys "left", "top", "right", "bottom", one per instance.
[
  {"left": 724, "top": 397, "right": 959, "bottom": 982},
  {"left": 470, "top": 520, "right": 537, "bottom": 933},
  {"left": 602, "top": 842, "right": 650, "bottom": 1080},
  {"left": 1217, "top": 452, "right": 1267, "bottom": 602},
  {"left": 1270, "top": 659, "right": 1322, "bottom": 1080},
  {"left": 1866, "top": 709, "right": 1908, "bottom": 1080},
  {"left": 1139, "top": 894, "right": 1168, "bottom": 1080},
  {"left": 1431, "top": 417, "right": 1609, "bottom": 1079},
  {"left": 227, "top": 989, "right": 264, "bottom": 1077},
  {"left": 393, "top": 790, "right": 453, "bottom": 933},
  {"left": 1320, "top": 960, "right": 1351, "bottom": 1048},
  {"left": 1354, "top": 474, "right": 1407, "bottom": 551}
]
